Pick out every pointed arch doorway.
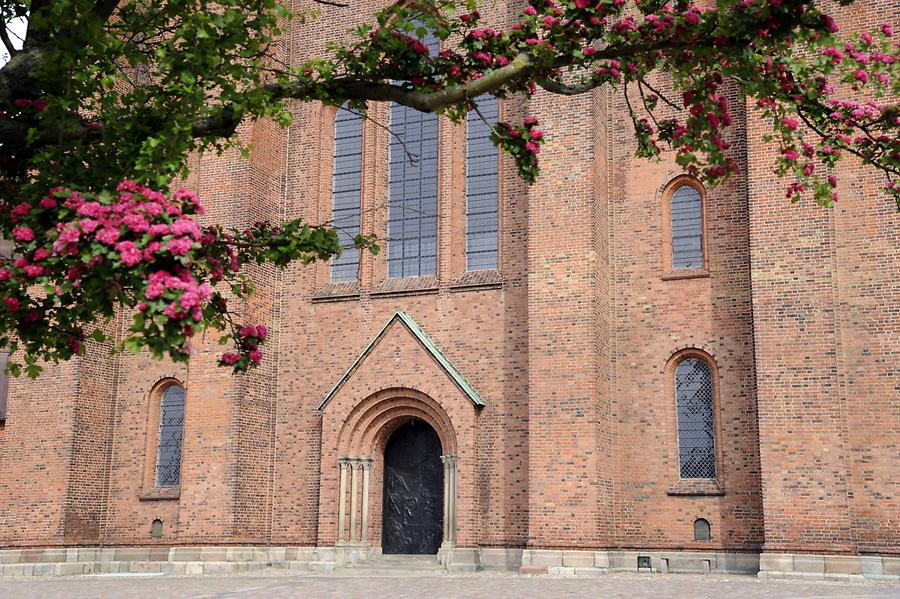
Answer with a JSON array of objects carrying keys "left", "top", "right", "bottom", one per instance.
[{"left": 381, "top": 419, "right": 444, "bottom": 554}]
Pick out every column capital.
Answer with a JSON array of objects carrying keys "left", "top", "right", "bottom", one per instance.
[
  {"left": 338, "top": 457, "right": 352, "bottom": 468},
  {"left": 441, "top": 454, "right": 459, "bottom": 466},
  {"left": 359, "top": 457, "right": 374, "bottom": 470}
]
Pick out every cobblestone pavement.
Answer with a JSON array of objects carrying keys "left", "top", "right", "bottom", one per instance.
[{"left": 1, "top": 571, "right": 899, "bottom": 599}]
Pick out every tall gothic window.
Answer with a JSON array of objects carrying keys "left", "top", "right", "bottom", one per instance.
[
  {"left": 331, "top": 105, "right": 363, "bottom": 282},
  {"left": 670, "top": 183, "right": 704, "bottom": 269},
  {"left": 675, "top": 357, "right": 716, "bottom": 479},
  {"left": 155, "top": 384, "right": 185, "bottom": 487},
  {"left": 388, "top": 28, "right": 439, "bottom": 278},
  {"left": 465, "top": 95, "right": 499, "bottom": 271},
  {"left": 0, "top": 352, "right": 8, "bottom": 423}
]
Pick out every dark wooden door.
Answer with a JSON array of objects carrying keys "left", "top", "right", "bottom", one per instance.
[{"left": 381, "top": 420, "right": 444, "bottom": 554}]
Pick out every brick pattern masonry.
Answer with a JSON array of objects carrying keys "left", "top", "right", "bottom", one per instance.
[{"left": 0, "top": 0, "right": 896, "bottom": 579}]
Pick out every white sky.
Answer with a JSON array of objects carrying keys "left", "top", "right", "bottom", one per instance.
[{"left": 0, "top": 17, "right": 27, "bottom": 67}]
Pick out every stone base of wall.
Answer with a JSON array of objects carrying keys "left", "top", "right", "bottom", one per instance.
[
  {"left": 758, "top": 552, "right": 900, "bottom": 581},
  {"left": 519, "top": 549, "right": 760, "bottom": 576},
  {"left": 1, "top": 546, "right": 897, "bottom": 580}
]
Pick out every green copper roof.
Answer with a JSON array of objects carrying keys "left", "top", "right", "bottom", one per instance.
[{"left": 317, "top": 311, "right": 486, "bottom": 411}]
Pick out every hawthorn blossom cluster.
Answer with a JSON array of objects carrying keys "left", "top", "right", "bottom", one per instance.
[
  {"left": 219, "top": 324, "right": 268, "bottom": 372},
  {"left": 327, "top": 0, "right": 899, "bottom": 207},
  {"left": 0, "top": 181, "right": 348, "bottom": 376},
  {"left": 490, "top": 117, "right": 545, "bottom": 183}
]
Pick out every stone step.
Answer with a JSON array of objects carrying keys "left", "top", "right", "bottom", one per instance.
[{"left": 343, "top": 554, "right": 445, "bottom": 573}]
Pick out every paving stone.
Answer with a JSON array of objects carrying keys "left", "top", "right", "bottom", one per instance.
[{"left": 0, "top": 571, "right": 897, "bottom": 598}]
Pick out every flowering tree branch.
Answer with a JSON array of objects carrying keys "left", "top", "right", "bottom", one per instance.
[{"left": 0, "top": 0, "right": 897, "bottom": 376}]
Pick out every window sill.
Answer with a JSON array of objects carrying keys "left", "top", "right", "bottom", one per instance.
[
  {"left": 667, "top": 479, "right": 724, "bottom": 497},
  {"left": 371, "top": 276, "right": 439, "bottom": 298},
  {"left": 138, "top": 488, "right": 180, "bottom": 502},
  {"left": 450, "top": 270, "right": 502, "bottom": 292},
  {"left": 312, "top": 281, "right": 361, "bottom": 303},
  {"left": 662, "top": 269, "right": 710, "bottom": 281}
]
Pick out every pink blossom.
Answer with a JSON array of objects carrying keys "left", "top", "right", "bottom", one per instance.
[
  {"left": 684, "top": 9, "right": 700, "bottom": 25},
  {"left": 855, "top": 69, "right": 868, "bottom": 83},
  {"left": 781, "top": 117, "right": 799, "bottom": 130},
  {"left": 525, "top": 141, "right": 541, "bottom": 154},
  {"left": 583, "top": 46, "right": 597, "bottom": 57},
  {"left": 528, "top": 129, "right": 544, "bottom": 140},
  {"left": 39, "top": 197, "right": 57, "bottom": 209},
  {"left": 95, "top": 227, "right": 120, "bottom": 245},
  {"left": 171, "top": 217, "right": 201, "bottom": 239},
  {"left": 543, "top": 15, "right": 559, "bottom": 27},
  {"left": 4, "top": 297, "right": 20, "bottom": 312},
  {"left": 148, "top": 223, "right": 170, "bottom": 237},
  {"left": 11, "top": 202, "right": 31, "bottom": 221},
  {"left": 525, "top": 38, "right": 540, "bottom": 45},
  {"left": 167, "top": 237, "right": 193, "bottom": 256},
  {"left": 781, "top": 148, "right": 799, "bottom": 162},
  {"left": 12, "top": 226, "right": 34, "bottom": 242},
  {"left": 115, "top": 241, "right": 142, "bottom": 267},
  {"left": 575, "top": 0, "right": 590, "bottom": 7},
  {"left": 257, "top": 325, "right": 269, "bottom": 340},
  {"left": 523, "top": 5, "right": 536, "bottom": 15},
  {"left": 882, "top": 24, "right": 894, "bottom": 37},
  {"left": 249, "top": 350, "right": 262, "bottom": 364},
  {"left": 123, "top": 213, "right": 150, "bottom": 233},
  {"left": 79, "top": 219, "right": 99, "bottom": 234},
  {"left": 524, "top": 116, "right": 539, "bottom": 125},
  {"left": 163, "top": 302, "right": 182, "bottom": 319},
  {"left": 23, "top": 264, "right": 44, "bottom": 278},
  {"left": 33, "top": 248, "right": 51, "bottom": 261},
  {"left": 0, "top": 269, "right": 11, "bottom": 281},
  {"left": 220, "top": 352, "right": 241, "bottom": 365}
]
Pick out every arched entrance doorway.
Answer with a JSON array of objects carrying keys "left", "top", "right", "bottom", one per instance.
[{"left": 381, "top": 419, "right": 444, "bottom": 554}]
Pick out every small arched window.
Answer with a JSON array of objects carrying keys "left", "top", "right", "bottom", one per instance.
[
  {"left": 331, "top": 104, "right": 364, "bottom": 282},
  {"left": 155, "top": 384, "right": 185, "bottom": 487},
  {"left": 675, "top": 357, "right": 716, "bottom": 479},
  {"left": 667, "top": 180, "right": 705, "bottom": 270},
  {"left": 388, "top": 25, "right": 440, "bottom": 278},
  {"left": 694, "top": 518, "right": 711, "bottom": 541},
  {"left": 465, "top": 95, "right": 499, "bottom": 271}
]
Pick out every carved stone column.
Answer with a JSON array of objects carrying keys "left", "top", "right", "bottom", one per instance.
[
  {"left": 360, "top": 458, "right": 373, "bottom": 543},
  {"left": 441, "top": 454, "right": 459, "bottom": 547},
  {"left": 349, "top": 459, "right": 361, "bottom": 541},
  {"left": 337, "top": 458, "right": 350, "bottom": 542}
]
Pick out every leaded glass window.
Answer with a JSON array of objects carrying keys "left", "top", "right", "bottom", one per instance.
[
  {"left": 155, "top": 385, "right": 185, "bottom": 487},
  {"left": 331, "top": 105, "right": 363, "bottom": 282},
  {"left": 388, "top": 27, "right": 439, "bottom": 278},
  {"left": 466, "top": 95, "right": 499, "bottom": 271},
  {"left": 670, "top": 184, "right": 703, "bottom": 269},
  {"left": 676, "top": 358, "right": 716, "bottom": 479}
]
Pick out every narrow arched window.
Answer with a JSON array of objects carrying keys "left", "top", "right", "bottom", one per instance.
[
  {"left": 694, "top": 518, "right": 711, "bottom": 541},
  {"left": 155, "top": 384, "right": 185, "bottom": 487},
  {"left": 676, "top": 357, "right": 716, "bottom": 479},
  {"left": 669, "top": 183, "right": 704, "bottom": 269},
  {"left": 465, "top": 95, "right": 499, "bottom": 271},
  {"left": 388, "top": 26, "right": 439, "bottom": 278},
  {"left": 0, "top": 352, "right": 8, "bottom": 423},
  {"left": 331, "top": 105, "right": 363, "bottom": 282}
]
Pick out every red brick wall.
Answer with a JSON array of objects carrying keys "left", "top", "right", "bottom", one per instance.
[{"left": 0, "top": 1, "right": 895, "bottom": 560}]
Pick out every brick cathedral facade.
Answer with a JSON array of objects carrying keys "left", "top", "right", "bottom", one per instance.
[{"left": 0, "top": 0, "right": 897, "bottom": 579}]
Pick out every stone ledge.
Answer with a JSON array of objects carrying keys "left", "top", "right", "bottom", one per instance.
[{"left": 758, "top": 552, "right": 899, "bottom": 581}]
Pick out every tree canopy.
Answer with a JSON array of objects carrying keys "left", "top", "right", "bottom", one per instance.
[{"left": 0, "top": 0, "right": 897, "bottom": 376}]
